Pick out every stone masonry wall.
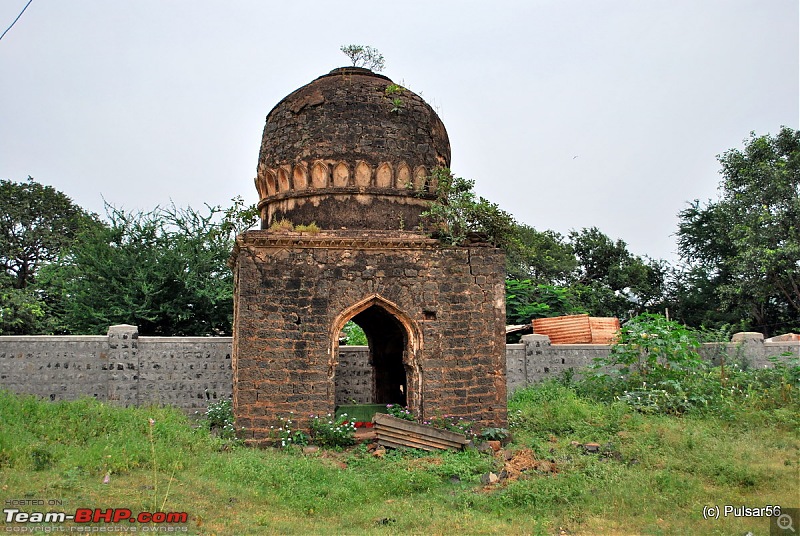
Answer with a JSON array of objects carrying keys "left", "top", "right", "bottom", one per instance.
[
  {"left": 0, "top": 325, "right": 232, "bottom": 413},
  {"left": 335, "top": 346, "right": 372, "bottom": 404},
  {"left": 231, "top": 230, "right": 507, "bottom": 443},
  {"left": 2, "top": 328, "right": 795, "bottom": 413},
  {"left": 506, "top": 333, "right": 800, "bottom": 396}
]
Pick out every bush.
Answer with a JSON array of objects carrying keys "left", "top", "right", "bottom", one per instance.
[
  {"left": 273, "top": 413, "right": 309, "bottom": 448},
  {"left": 385, "top": 404, "right": 416, "bottom": 421},
  {"left": 576, "top": 313, "right": 800, "bottom": 418},
  {"left": 201, "top": 398, "right": 239, "bottom": 441},
  {"left": 309, "top": 413, "right": 356, "bottom": 448}
]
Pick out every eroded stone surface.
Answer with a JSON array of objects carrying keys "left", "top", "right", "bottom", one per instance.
[{"left": 255, "top": 67, "right": 451, "bottom": 230}]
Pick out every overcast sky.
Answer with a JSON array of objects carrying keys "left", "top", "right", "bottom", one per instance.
[{"left": 1, "top": 1, "right": 797, "bottom": 262}]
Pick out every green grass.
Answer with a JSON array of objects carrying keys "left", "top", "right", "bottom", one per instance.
[{"left": 1, "top": 386, "right": 797, "bottom": 535}]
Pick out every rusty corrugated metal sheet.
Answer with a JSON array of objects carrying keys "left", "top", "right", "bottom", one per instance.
[
  {"left": 589, "top": 317, "right": 621, "bottom": 344},
  {"left": 532, "top": 314, "right": 620, "bottom": 344},
  {"left": 532, "top": 314, "right": 592, "bottom": 344},
  {"left": 766, "top": 333, "right": 800, "bottom": 342}
]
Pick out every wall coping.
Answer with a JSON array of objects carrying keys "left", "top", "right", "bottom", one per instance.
[
  {"left": 550, "top": 343, "right": 613, "bottom": 349},
  {"left": 0, "top": 335, "right": 106, "bottom": 343},
  {"left": 138, "top": 337, "right": 233, "bottom": 343}
]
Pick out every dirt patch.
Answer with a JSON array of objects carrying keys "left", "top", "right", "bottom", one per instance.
[
  {"left": 480, "top": 448, "right": 558, "bottom": 490},
  {"left": 503, "top": 448, "right": 558, "bottom": 479}
]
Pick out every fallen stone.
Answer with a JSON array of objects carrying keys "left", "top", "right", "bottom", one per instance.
[
  {"left": 476, "top": 441, "right": 493, "bottom": 453},
  {"left": 480, "top": 472, "right": 499, "bottom": 485}
]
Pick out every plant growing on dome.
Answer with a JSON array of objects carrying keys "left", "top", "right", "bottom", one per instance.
[
  {"left": 420, "top": 167, "right": 517, "bottom": 250},
  {"left": 390, "top": 97, "right": 404, "bottom": 114},
  {"left": 339, "top": 44, "right": 385, "bottom": 72},
  {"left": 385, "top": 83, "right": 404, "bottom": 95}
]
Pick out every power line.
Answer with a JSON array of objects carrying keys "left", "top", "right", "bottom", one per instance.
[{"left": 0, "top": 0, "right": 34, "bottom": 42}]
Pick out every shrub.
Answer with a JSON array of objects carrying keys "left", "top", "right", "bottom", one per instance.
[
  {"left": 385, "top": 404, "right": 416, "bottom": 421},
  {"left": 272, "top": 413, "right": 309, "bottom": 448},
  {"left": 201, "top": 398, "right": 238, "bottom": 441},
  {"left": 577, "top": 313, "right": 800, "bottom": 418},
  {"left": 423, "top": 414, "right": 475, "bottom": 436},
  {"left": 309, "top": 413, "right": 356, "bottom": 448}
]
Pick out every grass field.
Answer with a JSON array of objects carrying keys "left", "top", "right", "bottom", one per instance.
[{"left": 0, "top": 380, "right": 797, "bottom": 535}]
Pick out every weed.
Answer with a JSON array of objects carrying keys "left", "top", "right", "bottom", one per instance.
[
  {"left": 272, "top": 413, "right": 309, "bottom": 448},
  {"left": 385, "top": 83, "right": 405, "bottom": 96},
  {"left": 390, "top": 97, "right": 404, "bottom": 114},
  {"left": 201, "top": 398, "right": 239, "bottom": 441},
  {"left": 479, "top": 427, "right": 510, "bottom": 442},
  {"left": 309, "top": 413, "right": 355, "bottom": 448},
  {"left": 385, "top": 404, "right": 416, "bottom": 421},
  {"left": 30, "top": 445, "right": 54, "bottom": 471},
  {"left": 268, "top": 218, "right": 294, "bottom": 232},
  {"left": 294, "top": 222, "right": 320, "bottom": 234},
  {"left": 422, "top": 413, "right": 475, "bottom": 436}
]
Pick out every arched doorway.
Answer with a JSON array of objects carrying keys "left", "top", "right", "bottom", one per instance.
[{"left": 330, "top": 295, "right": 421, "bottom": 416}]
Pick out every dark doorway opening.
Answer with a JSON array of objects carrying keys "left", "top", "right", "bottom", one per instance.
[{"left": 346, "top": 304, "right": 408, "bottom": 406}]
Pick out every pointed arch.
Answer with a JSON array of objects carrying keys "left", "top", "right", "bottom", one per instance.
[
  {"left": 293, "top": 163, "right": 309, "bottom": 190},
  {"left": 254, "top": 175, "right": 266, "bottom": 199},
  {"left": 413, "top": 165, "right": 427, "bottom": 191},
  {"left": 396, "top": 162, "right": 411, "bottom": 189},
  {"left": 265, "top": 169, "right": 277, "bottom": 196},
  {"left": 329, "top": 294, "right": 423, "bottom": 416},
  {"left": 355, "top": 161, "right": 372, "bottom": 188},
  {"left": 311, "top": 160, "right": 330, "bottom": 189},
  {"left": 277, "top": 167, "right": 291, "bottom": 192},
  {"left": 333, "top": 161, "right": 350, "bottom": 187},
  {"left": 376, "top": 162, "right": 393, "bottom": 188}
]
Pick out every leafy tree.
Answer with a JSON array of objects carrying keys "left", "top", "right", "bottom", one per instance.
[
  {"left": 341, "top": 321, "right": 368, "bottom": 345},
  {"left": 0, "top": 177, "right": 100, "bottom": 289},
  {"left": 41, "top": 202, "right": 252, "bottom": 336},
  {"left": 421, "top": 167, "right": 517, "bottom": 249},
  {"left": 505, "top": 224, "right": 576, "bottom": 283},
  {"left": 0, "top": 278, "right": 45, "bottom": 335},
  {"left": 505, "top": 279, "right": 584, "bottom": 325},
  {"left": 676, "top": 127, "right": 800, "bottom": 336},
  {"left": 339, "top": 45, "right": 385, "bottom": 72},
  {"left": 569, "top": 227, "right": 666, "bottom": 318}
]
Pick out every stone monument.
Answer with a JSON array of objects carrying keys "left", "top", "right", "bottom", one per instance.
[{"left": 230, "top": 67, "right": 507, "bottom": 444}]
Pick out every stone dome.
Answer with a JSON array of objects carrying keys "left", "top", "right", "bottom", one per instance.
[{"left": 255, "top": 67, "right": 451, "bottom": 230}]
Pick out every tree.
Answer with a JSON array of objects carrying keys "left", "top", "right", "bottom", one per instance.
[
  {"left": 421, "top": 167, "right": 517, "bottom": 249},
  {"left": 41, "top": 201, "right": 254, "bottom": 336},
  {"left": 505, "top": 280, "right": 584, "bottom": 325},
  {"left": 339, "top": 45, "right": 385, "bottom": 72},
  {"left": 568, "top": 227, "right": 666, "bottom": 318},
  {"left": 0, "top": 280, "right": 46, "bottom": 335},
  {"left": 505, "top": 224, "right": 576, "bottom": 283},
  {"left": 676, "top": 127, "right": 800, "bottom": 335},
  {"left": 0, "top": 177, "right": 100, "bottom": 289}
]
